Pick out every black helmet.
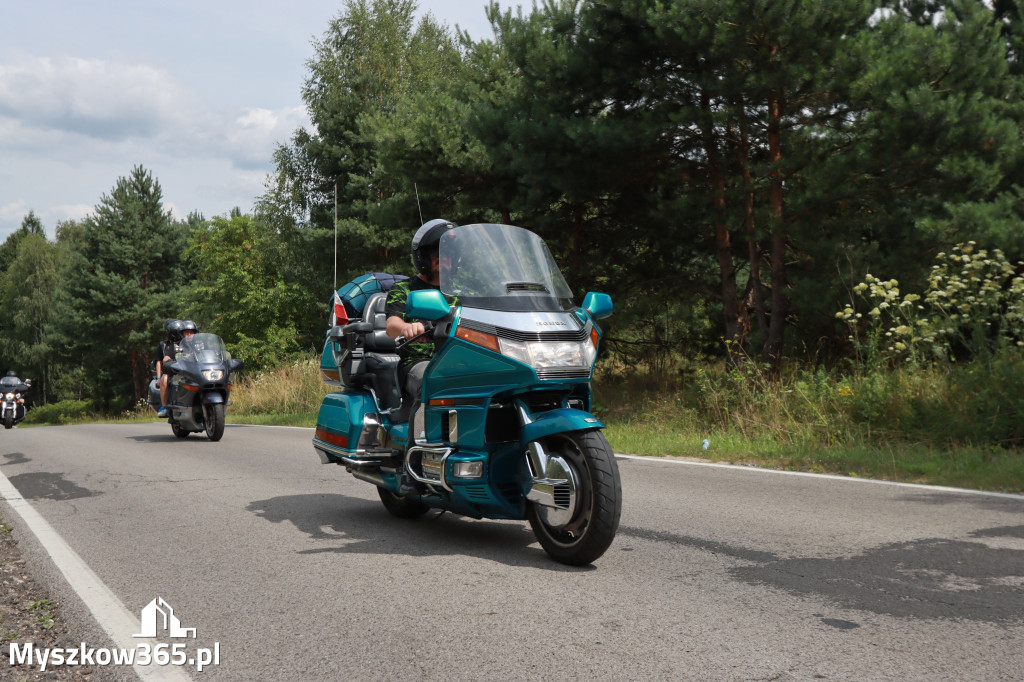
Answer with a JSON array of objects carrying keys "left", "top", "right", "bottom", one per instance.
[
  {"left": 181, "top": 320, "right": 198, "bottom": 334},
  {"left": 5, "top": 371, "right": 15, "bottom": 377},
  {"left": 411, "top": 219, "right": 456, "bottom": 276},
  {"left": 165, "top": 319, "right": 184, "bottom": 343}
]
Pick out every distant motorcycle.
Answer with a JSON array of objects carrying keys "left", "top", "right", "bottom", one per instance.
[
  {"left": 159, "top": 333, "right": 243, "bottom": 441},
  {"left": 1, "top": 373, "right": 31, "bottom": 429}
]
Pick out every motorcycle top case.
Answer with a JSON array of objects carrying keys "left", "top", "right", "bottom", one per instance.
[{"left": 332, "top": 272, "right": 409, "bottom": 322}]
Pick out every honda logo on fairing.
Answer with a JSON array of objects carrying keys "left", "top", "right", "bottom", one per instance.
[{"left": 536, "top": 321, "right": 566, "bottom": 326}]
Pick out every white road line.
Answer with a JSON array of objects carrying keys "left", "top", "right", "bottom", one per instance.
[
  {"left": 0, "top": 469, "right": 192, "bottom": 681},
  {"left": 242, "top": 424, "right": 1024, "bottom": 501},
  {"left": 615, "top": 453, "right": 1024, "bottom": 500}
]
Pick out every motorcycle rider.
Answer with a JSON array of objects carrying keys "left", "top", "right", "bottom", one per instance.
[
  {"left": 385, "top": 219, "right": 457, "bottom": 413},
  {"left": 155, "top": 319, "right": 183, "bottom": 418},
  {"left": 180, "top": 320, "right": 198, "bottom": 348}
]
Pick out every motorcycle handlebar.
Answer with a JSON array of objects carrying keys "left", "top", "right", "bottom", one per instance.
[{"left": 396, "top": 321, "right": 436, "bottom": 350}]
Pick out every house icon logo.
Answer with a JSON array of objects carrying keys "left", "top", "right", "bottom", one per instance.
[{"left": 132, "top": 597, "right": 197, "bottom": 639}]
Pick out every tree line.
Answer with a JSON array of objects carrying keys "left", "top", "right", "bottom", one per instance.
[{"left": 2, "top": 0, "right": 1023, "bottom": 408}]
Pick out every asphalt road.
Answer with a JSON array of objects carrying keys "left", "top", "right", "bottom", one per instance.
[{"left": 1, "top": 423, "right": 1022, "bottom": 681}]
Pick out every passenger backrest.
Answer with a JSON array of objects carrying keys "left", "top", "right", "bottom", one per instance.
[
  {"left": 365, "top": 292, "right": 389, "bottom": 322},
  {"left": 362, "top": 293, "right": 396, "bottom": 352}
]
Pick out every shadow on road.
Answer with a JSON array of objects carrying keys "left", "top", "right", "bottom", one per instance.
[
  {"left": 123, "top": 424, "right": 254, "bottom": 444},
  {"left": 5, "top": 471, "right": 99, "bottom": 500},
  {"left": 246, "top": 493, "right": 591, "bottom": 571},
  {"left": 1, "top": 452, "right": 30, "bottom": 466},
  {"left": 621, "top": 522, "right": 1024, "bottom": 624},
  {"left": 732, "top": 530, "right": 1024, "bottom": 624}
]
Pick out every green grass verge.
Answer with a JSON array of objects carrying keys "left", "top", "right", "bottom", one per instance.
[
  {"left": 602, "top": 416, "right": 1024, "bottom": 493},
  {"left": 18, "top": 356, "right": 1024, "bottom": 494}
]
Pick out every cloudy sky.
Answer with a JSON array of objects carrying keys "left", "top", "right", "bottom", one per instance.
[{"left": 0, "top": 1, "right": 515, "bottom": 240}]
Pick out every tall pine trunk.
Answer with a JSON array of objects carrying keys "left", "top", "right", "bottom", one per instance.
[
  {"left": 762, "top": 89, "right": 787, "bottom": 375},
  {"left": 702, "top": 89, "right": 744, "bottom": 368}
]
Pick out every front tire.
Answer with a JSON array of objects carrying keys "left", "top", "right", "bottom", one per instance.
[
  {"left": 527, "top": 430, "right": 621, "bottom": 566},
  {"left": 3, "top": 413, "right": 12, "bottom": 429},
  {"left": 204, "top": 403, "right": 225, "bottom": 442},
  {"left": 378, "top": 487, "right": 430, "bottom": 518}
]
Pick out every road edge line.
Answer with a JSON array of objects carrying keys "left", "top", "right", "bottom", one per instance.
[
  {"left": 0, "top": 469, "right": 192, "bottom": 681},
  {"left": 614, "top": 453, "right": 1024, "bottom": 500}
]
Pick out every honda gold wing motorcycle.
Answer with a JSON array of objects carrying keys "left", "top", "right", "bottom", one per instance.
[
  {"left": 313, "top": 223, "right": 621, "bottom": 565},
  {"left": 161, "top": 333, "right": 243, "bottom": 441},
  {"left": 1, "top": 374, "right": 30, "bottom": 429}
]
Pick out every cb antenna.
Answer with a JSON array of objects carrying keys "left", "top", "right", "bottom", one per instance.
[
  {"left": 333, "top": 181, "right": 338, "bottom": 292},
  {"left": 414, "top": 182, "right": 424, "bottom": 224}
]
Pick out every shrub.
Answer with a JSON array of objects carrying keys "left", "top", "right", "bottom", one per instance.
[
  {"left": 24, "top": 400, "right": 92, "bottom": 425},
  {"left": 837, "top": 242, "right": 1024, "bottom": 365}
]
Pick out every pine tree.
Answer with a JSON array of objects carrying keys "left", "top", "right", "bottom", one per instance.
[{"left": 53, "top": 166, "right": 187, "bottom": 405}]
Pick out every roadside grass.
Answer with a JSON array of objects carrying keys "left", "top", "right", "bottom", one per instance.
[
  {"left": 594, "top": 354, "right": 1024, "bottom": 493},
  {"left": 19, "top": 353, "right": 1024, "bottom": 493}
]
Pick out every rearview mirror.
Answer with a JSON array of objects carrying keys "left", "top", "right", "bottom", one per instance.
[
  {"left": 582, "top": 292, "right": 613, "bottom": 320},
  {"left": 407, "top": 289, "right": 451, "bottom": 321}
]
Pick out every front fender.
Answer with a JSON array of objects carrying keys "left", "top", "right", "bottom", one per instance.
[
  {"left": 201, "top": 391, "right": 226, "bottom": 405},
  {"left": 520, "top": 408, "right": 603, "bottom": 445}
]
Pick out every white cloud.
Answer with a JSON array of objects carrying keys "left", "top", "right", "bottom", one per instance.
[
  {"left": 220, "top": 105, "right": 309, "bottom": 169},
  {"left": 0, "top": 1, "right": 502, "bottom": 237},
  {"left": 0, "top": 55, "right": 191, "bottom": 142},
  {"left": 47, "top": 203, "right": 93, "bottom": 224},
  {"left": 0, "top": 199, "right": 29, "bottom": 224},
  {"left": 0, "top": 53, "right": 306, "bottom": 172},
  {"left": 0, "top": 199, "right": 92, "bottom": 240}
]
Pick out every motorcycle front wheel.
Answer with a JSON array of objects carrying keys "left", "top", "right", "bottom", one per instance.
[
  {"left": 204, "top": 403, "right": 225, "bottom": 442},
  {"left": 3, "top": 413, "right": 12, "bottom": 429},
  {"left": 526, "top": 429, "right": 622, "bottom": 566}
]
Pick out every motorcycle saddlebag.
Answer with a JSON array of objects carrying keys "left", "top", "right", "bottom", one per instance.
[{"left": 313, "top": 391, "right": 380, "bottom": 459}]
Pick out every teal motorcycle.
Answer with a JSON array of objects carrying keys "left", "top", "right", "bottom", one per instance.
[{"left": 313, "top": 223, "right": 620, "bottom": 565}]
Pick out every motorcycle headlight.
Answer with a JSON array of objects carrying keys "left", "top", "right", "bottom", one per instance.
[
  {"left": 202, "top": 369, "right": 225, "bottom": 381},
  {"left": 456, "top": 324, "right": 600, "bottom": 373},
  {"left": 3, "top": 392, "right": 13, "bottom": 400},
  {"left": 497, "top": 338, "right": 598, "bottom": 370}
]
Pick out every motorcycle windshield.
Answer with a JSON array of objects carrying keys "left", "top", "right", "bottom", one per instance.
[
  {"left": 175, "top": 333, "right": 230, "bottom": 364},
  {"left": 439, "top": 223, "right": 576, "bottom": 312}
]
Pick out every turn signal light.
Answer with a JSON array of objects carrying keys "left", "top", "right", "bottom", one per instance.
[{"left": 455, "top": 327, "right": 500, "bottom": 353}]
